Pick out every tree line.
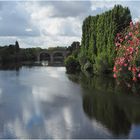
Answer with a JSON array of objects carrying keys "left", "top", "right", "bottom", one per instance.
[
  {"left": 0, "top": 41, "right": 70, "bottom": 65},
  {"left": 0, "top": 41, "right": 42, "bottom": 64}
]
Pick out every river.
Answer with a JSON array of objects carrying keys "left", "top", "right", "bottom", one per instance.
[{"left": 0, "top": 66, "right": 140, "bottom": 139}]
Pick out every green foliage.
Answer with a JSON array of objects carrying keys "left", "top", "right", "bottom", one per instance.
[
  {"left": 0, "top": 43, "right": 20, "bottom": 63},
  {"left": 20, "top": 48, "right": 41, "bottom": 61},
  {"left": 80, "top": 5, "right": 132, "bottom": 74},
  {"left": 94, "top": 52, "right": 109, "bottom": 73},
  {"left": 78, "top": 50, "right": 87, "bottom": 67},
  {"left": 65, "top": 41, "right": 81, "bottom": 73},
  {"left": 65, "top": 55, "right": 80, "bottom": 74},
  {"left": 0, "top": 42, "right": 42, "bottom": 64},
  {"left": 67, "top": 41, "right": 80, "bottom": 57}
]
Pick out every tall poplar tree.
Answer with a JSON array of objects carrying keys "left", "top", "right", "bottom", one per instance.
[{"left": 80, "top": 5, "right": 131, "bottom": 73}]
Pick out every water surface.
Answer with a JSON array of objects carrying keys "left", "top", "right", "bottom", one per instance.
[{"left": 0, "top": 66, "right": 140, "bottom": 138}]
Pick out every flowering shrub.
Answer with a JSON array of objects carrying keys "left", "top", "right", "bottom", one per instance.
[{"left": 113, "top": 21, "right": 140, "bottom": 84}]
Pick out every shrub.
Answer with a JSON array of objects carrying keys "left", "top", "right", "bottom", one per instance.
[
  {"left": 65, "top": 55, "right": 80, "bottom": 74},
  {"left": 113, "top": 21, "right": 140, "bottom": 84}
]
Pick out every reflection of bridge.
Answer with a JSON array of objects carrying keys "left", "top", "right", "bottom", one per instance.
[{"left": 37, "top": 50, "right": 68, "bottom": 66}]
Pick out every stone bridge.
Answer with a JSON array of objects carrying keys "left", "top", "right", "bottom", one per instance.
[{"left": 37, "top": 50, "right": 68, "bottom": 66}]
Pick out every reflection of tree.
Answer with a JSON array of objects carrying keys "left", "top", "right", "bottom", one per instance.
[
  {"left": 79, "top": 73, "right": 140, "bottom": 95},
  {"left": 0, "top": 63, "right": 21, "bottom": 71},
  {"left": 79, "top": 74, "right": 116, "bottom": 93},
  {"left": 81, "top": 75, "right": 140, "bottom": 136},
  {"left": 67, "top": 74, "right": 80, "bottom": 84},
  {"left": 83, "top": 93, "right": 131, "bottom": 136}
]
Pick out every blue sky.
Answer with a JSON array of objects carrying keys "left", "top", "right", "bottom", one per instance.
[{"left": 0, "top": 1, "right": 140, "bottom": 48}]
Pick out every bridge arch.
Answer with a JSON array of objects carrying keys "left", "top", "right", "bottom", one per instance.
[
  {"left": 53, "top": 52, "right": 65, "bottom": 63},
  {"left": 38, "top": 52, "right": 51, "bottom": 62}
]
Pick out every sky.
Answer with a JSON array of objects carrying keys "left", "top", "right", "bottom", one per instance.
[{"left": 0, "top": 0, "right": 140, "bottom": 48}]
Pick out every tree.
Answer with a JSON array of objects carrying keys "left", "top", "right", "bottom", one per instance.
[
  {"left": 15, "top": 41, "right": 20, "bottom": 52},
  {"left": 67, "top": 41, "right": 80, "bottom": 57},
  {"left": 80, "top": 5, "right": 131, "bottom": 74}
]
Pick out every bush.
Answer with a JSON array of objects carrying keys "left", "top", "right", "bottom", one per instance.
[
  {"left": 113, "top": 21, "right": 140, "bottom": 84},
  {"left": 94, "top": 53, "right": 110, "bottom": 74},
  {"left": 65, "top": 55, "right": 80, "bottom": 74}
]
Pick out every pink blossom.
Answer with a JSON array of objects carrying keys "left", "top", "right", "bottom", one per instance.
[
  {"left": 130, "top": 21, "right": 133, "bottom": 30},
  {"left": 113, "top": 66, "right": 117, "bottom": 72},
  {"left": 125, "top": 35, "right": 128, "bottom": 40},
  {"left": 115, "top": 42, "right": 121, "bottom": 47},
  {"left": 117, "top": 33, "right": 120, "bottom": 37},
  {"left": 133, "top": 77, "right": 137, "bottom": 82},
  {"left": 129, "top": 32, "right": 133, "bottom": 36},
  {"left": 113, "top": 22, "right": 140, "bottom": 83},
  {"left": 135, "top": 31, "right": 139, "bottom": 35},
  {"left": 138, "top": 73, "right": 140, "bottom": 78},
  {"left": 120, "top": 38, "right": 123, "bottom": 42},
  {"left": 128, "top": 67, "right": 131, "bottom": 71},
  {"left": 130, "top": 21, "right": 133, "bottom": 26},
  {"left": 124, "top": 63, "right": 127, "bottom": 67},
  {"left": 127, "top": 47, "right": 134, "bottom": 53},
  {"left": 113, "top": 74, "right": 117, "bottom": 78},
  {"left": 132, "top": 67, "right": 137, "bottom": 73},
  {"left": 136, "top": 22, "right": 139, "bottom": 29}
]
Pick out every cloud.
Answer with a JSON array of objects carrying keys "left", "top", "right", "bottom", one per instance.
[
  {"left": 19, "top": 36, "right": 80, "bottom": 48},
  {"left": 0, "top": 1, "right": 40, "bottom": 36},
  {"left": 19, "top": 1, "right": 83, "bottom": 47},
  {"left": 33, "top": 17, "right": 81, "bottom": 37},
  {"left": 90, "top": 1, "right": 140, "bottom": 21},
  {"left": 90, "top": 1, "right": 120, "bottom": 11},
  {"left": 24, "top": 1, "right": 82, "bottom": 37},
  {"left": 37, "top": 1, "right": 92, "bottom": 17},
  {"left": 0, "top": 1, "right": 140, "bottom": 48}
]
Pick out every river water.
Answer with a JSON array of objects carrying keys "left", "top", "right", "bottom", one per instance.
[{"left": 0, "top": 66, "right": 140, "bottom": 139}]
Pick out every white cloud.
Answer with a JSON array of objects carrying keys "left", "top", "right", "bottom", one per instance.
[
  {"left": 0, "top": 1, "right": 140, "bottom": 48},
  {"left": 19, "top": 36, "right": 80, "bottom": 48},
  {"left": 91, "top": 1, "right": 116, "bottom": 10},
  {"left": 0, "top": 1, "right": 40, "bottom": 36},
  {"left": 18, "top": 1, "right": 82, "bottom": 47},
  {"left": 24, "top": 1, "right": 82, "bottom": 37},
  {"left": 25, "top": 28, "right": 32, "bottom": 32},
  {"left": 0, "top": 35, "right": 80, "bottom": 48}
]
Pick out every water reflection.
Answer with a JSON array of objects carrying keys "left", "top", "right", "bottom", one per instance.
[
  {"left": 71, "top": 74, "right": 140, "bottom": 138},
  {"left": 0, "top": 67, "right": 140, "bottom": 138},
  {"left": 0, "top": 63, "right": 21, "bottom": 71},
  {"left": 83, "top": 92, "right": 132, "bottom": 137},
  {"left": 0, "top": 67, "right": 113, "bottom": 139}
]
